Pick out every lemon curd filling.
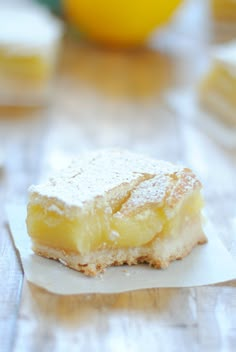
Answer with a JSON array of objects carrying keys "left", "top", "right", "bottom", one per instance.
[{"left": 26, "top": 191, "right": 203, "bottom": 255}]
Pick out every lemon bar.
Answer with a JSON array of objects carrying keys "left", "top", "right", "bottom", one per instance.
[
  {"left": 211, "top": 0, "right": 236, "bottom": 22},
  {"left": 199, "top": 41, "right": 236, "bottom": 126},
  {"left": 26, "top": 150, "right": 207, "bottom": 276},
  {"left": 0, "top": 4, "right": 63, "bottom": 105}
]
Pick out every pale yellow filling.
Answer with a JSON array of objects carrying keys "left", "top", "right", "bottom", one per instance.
[
  {"left": 0, "top": 50, "right": 51, "bottom": 85},
  {"left": 26, "top": 192, "right": 203, "bottom": 255},
  {"left": 200, "top": 63, "right": 236, "bottom": 107}
]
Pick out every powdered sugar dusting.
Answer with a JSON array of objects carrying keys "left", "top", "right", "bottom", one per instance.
[
  {"left": 29, "top": 150, "right": 201, "bottom": 213},
  {"left": 166, "top": 169, "right": 200, "bottom": 208},
  {"left": 120, "top": 174, "right": 170, "bottom": 214},
  {"left": 109, "top": 230, "right": 120, "bottom": 241},
  {"left": 47, "top": 204, "right": 64, "bottom": 215},
  {"left": 118, "top": 167, "right": 200, "bottom": 215}
]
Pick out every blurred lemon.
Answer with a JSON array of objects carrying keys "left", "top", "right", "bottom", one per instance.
[{"left": 63, "top": 0, "right": 182, "bottom": 46}]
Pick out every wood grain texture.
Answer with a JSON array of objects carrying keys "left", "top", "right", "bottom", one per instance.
[{"left": 0, "top": 0, "right": 235, "bottom": 351}]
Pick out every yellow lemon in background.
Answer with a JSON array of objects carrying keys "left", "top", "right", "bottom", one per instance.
[{"left": 63, "top": 0, "right": 183, "bottom": 46}]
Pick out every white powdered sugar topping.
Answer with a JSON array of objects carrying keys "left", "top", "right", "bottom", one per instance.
[
  {"left": 29, "top": 149, "right": 201, "bottom": 213},
  {"left": 0, "top": 4, "right": 63, "bottom": 54},
  {"left": 109, "top": 231, "right": 120, "bottom": 241}
]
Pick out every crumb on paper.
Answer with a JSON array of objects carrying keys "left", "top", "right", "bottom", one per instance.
[
  {"left": 122, "top": 269, "right": 131, "bottom": 276},
  {"left": 59, "top": 258, "right": 67, "bottom": 266},
  {"left": 96, "top": 273, "right": 104, "bottom": 281}
]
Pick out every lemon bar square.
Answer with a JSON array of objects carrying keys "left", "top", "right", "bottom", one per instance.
[
  {"left": 26, "top": 150, "right": 207, "bottom": 276},
  {"left": 0, "top": 4, "right": 63, "bottom": 105},
  {"left": 199, "top": 41, "right": 236, "bottom": 126}
]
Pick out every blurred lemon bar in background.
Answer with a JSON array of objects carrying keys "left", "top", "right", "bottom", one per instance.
[
  {"left": 0, "top": 4, "right": 63, "bottom": 106},
  {"left": 211, "top": 0, "right": 236, "bottom": 22},
  {"left": 199, "top": 41, "right": 236, "bottom": 126}
]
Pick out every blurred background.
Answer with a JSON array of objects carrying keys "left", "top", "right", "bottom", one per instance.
[{"left": 0, "top": 0, "right": 235, "bottom": 199}]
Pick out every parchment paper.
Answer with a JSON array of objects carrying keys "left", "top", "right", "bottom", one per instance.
[{"left": 7, "top": 204, "right": 236, "bottom": 295}]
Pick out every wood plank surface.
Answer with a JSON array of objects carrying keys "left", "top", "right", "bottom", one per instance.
[{"left": 0, "top": 1, "right": 235, "bottom": 351}]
